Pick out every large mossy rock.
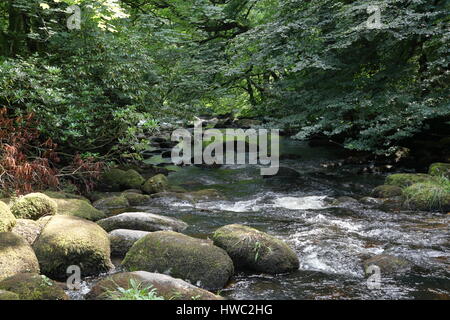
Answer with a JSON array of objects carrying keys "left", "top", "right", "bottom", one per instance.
[
  {"left": 212, "top": 224, "right": 299, "bottom": 274},
  {"left": 0, "top": 273, "right": 68, "bottom": 300},
  {"left": 429, "top": 162, "right": 450, "bottom": 178},
  {"left": 122, "top": 192, "right": 151, "bottom": 206},
  {"left": 86, "top": 271, "right": 223, "bottom": 300},
  {"left": 109, "top": 229, "right": 150, "bottom": 257},
  {"left": 53, "top": 198, "right": 106, "bottom": 221},
  {"left": 0, "top": 290, "right": 19, "bottom": 300},
  {"left": 141, "top": 174, "right": 169, "bottom": 195},
  {"left": 42, "top": 191, "right": 89, "bottom": 202},
  {"left": 33, "top": 215, "right": 113, "bottom": 279},
  {"left": 385, "top": 173, "right": 434, "bottom": 188},
  {"left": 0, "top": 201, "right": 16, "bottom": 232},
  {"left": 100, "top": 168, "right": 145, "bottom": 191},
  {"left": 0, "top": 232, "right": 40, "bottom": 281},
  {"left": 363, "top": 254, "right": 412, "bottom": 275},
  {"left": 122, "top": 231, "right": 234, "bottom": 290},
  {"left": 97, "top": 212, "right": 188, "bottom": 233},
  {"left": 10, "top": 193, "right": 57, "bottom": 220},
  {"left": 11, "top": 219, "right": 43, "bottom": 245},
  {"left": 371, "top": 185, "right": 404, "bottom": 198},
  {"left": 403, "top": 182, "right": 450, "bottom": 212}
]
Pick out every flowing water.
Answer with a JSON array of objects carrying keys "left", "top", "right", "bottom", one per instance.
[{"left": 72, "top": 138, "right": 450, "bottom": 300}]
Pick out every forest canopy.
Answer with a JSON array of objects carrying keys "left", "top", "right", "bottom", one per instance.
[{"left": 0, "top": 0, "right": 449, "bottom": 157}]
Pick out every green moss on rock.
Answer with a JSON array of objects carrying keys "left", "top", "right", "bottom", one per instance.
[
  {"left": 212, "top": 224, "right": 299, "bottom": 274},
  {"left": 33, "top": 215, "right": 113, "bottom": 279},
  {"left": 10, "top": 193, "right": 57, "bottom": 220},
  {"left": 0, "top": 273, "right": 68, "bottom": 300},
  {"left": 429, "top": 163, "right": 450, "bottom": 178},
  {"left": 385, "top": 173, "right": 434, "bottom": 188},
  {"left": 93, "top": 195, "right": 130, "bottom": 215},
  {"left": 122, "top": 192, "right": 150, "bottom": 206},
  {"left": 0, "top": 289, "right": 19, "bottom": 300},
  {"left": 0, "top": 232, "right": 40, "bottom": 281},
  {"left": 100, "top": 168, "right": 145, "bottom": 191},
  {"left": 141, "top": 174, "right": 169, "bottom": 195},
  {"left": 53, "top": 198, "right": 106, "bottom": 221},
  {"left": 371, "top": 185, "right": 404, "bottom": 198},
  {"left": 0, "top": 201, "right": 16, "bottom": 232},
  {"left": 403, "top": 179, "right": 450, "bottom": 212},
  {"left": 42, "top": 191, "right": 89, "bottom": 202},
  {"left": 122, "top": 231, "right": 234, "bottom": 290},
  {"left": 86, "top": 271, "right": 223, "bottom": 300}
]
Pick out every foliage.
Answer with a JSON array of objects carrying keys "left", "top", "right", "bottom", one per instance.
[{"left": 106, "top": 278, "right": 165, "bottom": 300}]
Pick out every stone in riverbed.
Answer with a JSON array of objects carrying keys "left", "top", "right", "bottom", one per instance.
[
  {"left": 0, "top": 273, "right": 68, "bottom": 300},
  {"left": 0, "top": 201, "right": 16, "bottom": 232},
  {"left": 109, "top": 229, "right": 150, "bottom": 257},
  {"left": 122, "top": 231, "right": 234, "bottom": 290},
  {"left": 0, "top": 290, "right": 19, "bottom": 300},
  {"left": 10, "top": 193, "right": 57, "bottom": 220},
  {"left": 0, "top": 232, "right": 40, "bottom": 281},
  {"left": 99, "top": 168, "right": 145, "bottom": 191},
  {"left": 53, "top": 198, "right": 106, "bottom": 221},
  {"left": 32, "top": 215, "right": 113, "bottom": 279},
  {"left": 428, "top": 162, "right": 450, "bottom": 178},
  {"left": 86, "top": 271, "right": 223, "bottom": 300},
  {"left": 11, "top": 219, "right": 43, "bottom": 245},
  {"left": 212, "top": 224, "right": 299, "bottom": 274},
  {"left": 122, "top": 192, "right": 151, "bottom": 206},
  {"left": 371, "top": 185, "right": 404, "bottom": 198},
  {"left": 363, "top": 254, "right": 412, "bottom": 275},
  {"left": 141, "top": 174, "right": 169, "bottom": 194},
  {"left": 93, "top": 195, "right": 130, "bottom": 215},
  {"left": 385, "top": 173, "right": 433, "bottom": 188},
  {"left": 97, "top": 212, "right": 188, "bottom": 233}
]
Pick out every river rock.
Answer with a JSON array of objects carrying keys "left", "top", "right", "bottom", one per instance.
[
  {"left": 363, "top": 254, "right": 412, "bottom": 275},
  {"left": 86, "top": 271, "right": 223, "bottom": 300},
  {"left": 43, "top": 191, "right": 89, "bottom": 202},
  {"left": 0, "top": 232, "right": 40, "bottom": 281},
  {"left": 97, "top": 212, "right": 188, "bottom": 233},
  {"left": 0, "top": 201, "right": 16, "bottom": 232},
  {"left": 403, "top": 182, "right": 450, "bottom": 212},
  {"left": 93, "top": 195, "right": 130, "bottom": 215},
  {"left": 11, "top": 219, "right": 43, "bottom": 245},
  {"left": 371, "top": 185, "right": 403, "bottom": 198},
  {"left": 359, "top": 197, "right": 383, "bottom": 206},
  {"left": 122, "top": 192, "right": 151, "bottom": 206},
  {"left": 0, "top": 273, "right": 68, "bottom": 300},
  {"left": 0, "top": 290, "right": 19, "bottom": 300},
  {"left": 332, "top": 196, "right": 359, "bottom": 206},
  {"left": 122, "top": 231, "right": 234, "bottom": 290},
  {"left": 141, "top": 174, "right": 169, "bottom": 194},
  {"left": 99, "top": 168, "right": 145, "bottom": 191},
  {"left": 10, "top": 193, "right": 57, "bottom": 220},
  {"left": 262, "top": 166, "right": 301, "bottom": 179},
  {"left": 109, "top": 229, "right": 150, "bottom": 257},
  {"left": 212, "top": 224, "right": 299, "bottom": 274},
  {"left": 53, "top": 198, "right": 106, "bottom": 221},
  {"left": 33, "top": 215, "right": 113, "bottom": 279}
]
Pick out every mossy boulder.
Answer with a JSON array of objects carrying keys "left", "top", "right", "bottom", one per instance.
[
  {"left": 371, "top": 185, "right": 404, "bottom": 198},
  {"left": 122, "top": 231, "right": 234, "bottom": 290},
  {"left": 385, "top": 173, "right": 434, "bottom": 188},
  {"left": 32, "top": 215, "right": 113, "bottom": 279},
  {"left": 100, "top": 168, "right": 145, "bottom": 191},
  {"left": 141, "top": 174, "right": 169, "bottom": 195},
  {"left": 0, "top": 273, "right": 68, "bottom": 300},
  {"left": 0, "top": 232, "right": 40, "bottom": 281},
  {"left": 93, "top": 195, "right": 130, "bottom": 215},
  {"left": 42, "top": 191, "right": 89, "bottom": 202},
  {"left": 182, "top": 189, "right": 225, "bottom": 202},
  {"left": 122, "top": 192, "right": 151, "bottom": 206},
  {"left": 53, "top": 198, "right": 106, "bottom": 221},
  {"left": 403, "top": 181, "right": 450, "bottom": 212},
  {"left": 0, "top": 290, "right": 19, "bottom": 300},
  {"left": 429, "top": 163, "right": 450, "bottom": 178},
  {"left": 11, "top": 219, "right": 43, "bottom": 245},
  {"left": 97, "top": 212, "right": 188, "bottom": 233},
  {"left": 109, "top": 229, "right": 150, "bottom": 257},
  {"left": 86, "top": 271, "right": 223, "bottom": 300},
  {"left": 212, "top": 224, "right": 299, "bottom": 274},
  {"left": 363, "top": 254, "right": 412, "bottom": 275},
  {"left": 10, "top": 193, "right": 57, "bottom": 220},
  {"left": 0, "top": 201, "right": 16, "bottom": 232}
]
